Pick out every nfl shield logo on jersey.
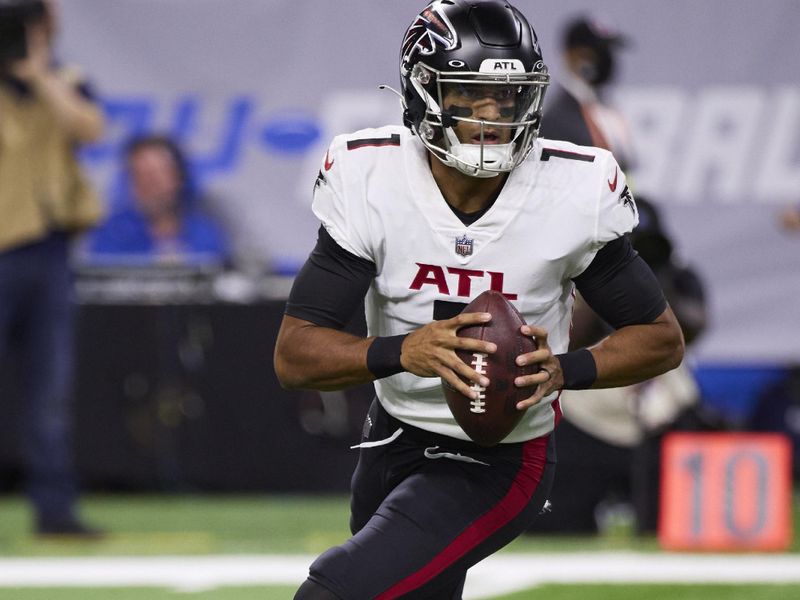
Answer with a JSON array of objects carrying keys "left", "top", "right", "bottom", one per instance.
[{"left": 455, "top": 234, "right": 474, "bottom": 256}]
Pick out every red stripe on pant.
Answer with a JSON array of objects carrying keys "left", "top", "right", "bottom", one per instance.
[
  {"left": 552, "top": 394, "right": 563, "bottom": 426},
  {"left": 375, "top": 435, "right": 548, "bottom": 599}
]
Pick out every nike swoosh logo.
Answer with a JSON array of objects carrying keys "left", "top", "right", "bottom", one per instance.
[
  {"left": 324, "top": 150, "right": 334, "bottom": 171},
  {"left": 423, "top": 446, "right": 490, "bottom": 466},
  {"left": 608, "top": 167, "right": 618, "bottom": 192}
]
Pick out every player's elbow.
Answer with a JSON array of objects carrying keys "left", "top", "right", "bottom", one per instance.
[
  {"left": 273, "top": 316, "right": 317, "bottom": 389},
  {"left": 665, "top": 330, "right": 685, "bottom": 371},
  {"left": 645, "top": 307, "right": 685, "bottom": 375},
  {"left": 660, "top": 316, "right": 686, "bottom": 372},
  {"left": 273, "top": 347, "right": 306, "bottom": 390}
]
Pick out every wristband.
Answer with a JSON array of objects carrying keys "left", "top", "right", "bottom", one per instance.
[
  {"left": 556, "top": 348, "right": 597, "bottom": 390},
  {"left": 367, "top": 334, "right": 407, "bottom": 379}
]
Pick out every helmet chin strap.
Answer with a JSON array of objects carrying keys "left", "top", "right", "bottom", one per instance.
[
  {"left": 439, "top": 109, "right": 516, "bottom": 177},
  {"left": 446, "top": 141, "right": 515, "bottom": 178}
]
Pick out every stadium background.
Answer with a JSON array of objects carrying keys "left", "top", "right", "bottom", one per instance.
[
  {"left": 1, "top": 0, "right": 799, "bottom": 597},
  {"left": 49, "top": 0, "right": 800, "bottom": 483},
  {"left": 60, "top": 0, "right": 800, "bottom": 364}
]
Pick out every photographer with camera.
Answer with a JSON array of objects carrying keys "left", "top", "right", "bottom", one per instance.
[{"left": 0, "top": 0, "right": 104, "bottom": 536}]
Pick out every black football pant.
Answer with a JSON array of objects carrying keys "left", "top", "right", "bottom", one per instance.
[{"left": 301, "top": 399, "right": 554, "bottom": 599}]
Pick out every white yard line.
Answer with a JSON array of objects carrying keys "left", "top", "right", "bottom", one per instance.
[
  {"left": 465, "top": 553, "right": 800, "bottom": 598},
  {"left": 0, "top": 553, "right": 799, "bottom": 598}
]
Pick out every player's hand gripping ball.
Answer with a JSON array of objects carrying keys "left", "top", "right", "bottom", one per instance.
[{"left": 442, "top": 290, "right": 538, "bottom": 446}]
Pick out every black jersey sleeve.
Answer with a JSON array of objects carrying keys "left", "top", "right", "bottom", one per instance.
[
  {"left": 572, "top": 236, "right": 667, "bottom": 329},
  {"left": 284, "top": 226, "right": 376, "bottom": 329}
]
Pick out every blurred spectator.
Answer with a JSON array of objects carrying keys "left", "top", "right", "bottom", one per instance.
[
  {"left": 85, "top": 135, "right": 230, "bottom": 266},
  {"left": 540, "top": 14, "right": 635, "bottom": 170},
  {"left": 0, "top": 0, "right": 103, "bottom": 536},
  {"left": 530, "top": 15, "right": 710, "bottom": 536},
  {"left": 780, "top": 204, "right": 800, "bottom": 232}
]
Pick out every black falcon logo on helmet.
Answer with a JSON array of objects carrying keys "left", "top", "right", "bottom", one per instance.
[{"left": 401, "top": 2, "right": 458, "bottom": 67}]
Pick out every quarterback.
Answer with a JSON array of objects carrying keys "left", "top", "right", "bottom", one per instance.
[{"left": 275, "top": 1, "right": 684, "bottom": 598}]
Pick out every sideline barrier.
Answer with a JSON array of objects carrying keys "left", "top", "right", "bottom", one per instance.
[{"left": 659, "top": 432, "right": 793, "bottom": 551}]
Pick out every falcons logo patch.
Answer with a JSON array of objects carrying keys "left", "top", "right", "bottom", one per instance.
[
  {"left": 619, "top": 185, "right": 637, "bottom": 217},
  {"left": 401, "top": 2, "right": 458, "bottom": 67}
]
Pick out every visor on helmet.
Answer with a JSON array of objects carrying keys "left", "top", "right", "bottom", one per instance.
[{"left": 410, "top": 64, "right": 549, "bottom": 177}]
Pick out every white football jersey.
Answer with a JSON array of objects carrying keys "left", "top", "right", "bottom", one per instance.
[{"left": 312, "top": 125, "right": 638, "bottom": 442}]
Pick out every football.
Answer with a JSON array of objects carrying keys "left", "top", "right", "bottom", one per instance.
[{"left": 442, "top": 290, "right": 538, "bottom": 446}]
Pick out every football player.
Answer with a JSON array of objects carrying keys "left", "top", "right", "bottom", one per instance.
[{"left": 275, "top": 1, "right": 684, "bottom": 598}]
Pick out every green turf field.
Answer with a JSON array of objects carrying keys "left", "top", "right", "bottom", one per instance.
[
  {"left": 0, "top": 494, "right": 681, "bottom": 556},
  {"left": 0, "top": 494, "right": 683, "bottom": 556},
  {"left": 0, "top": 495, "right": 352, "bottom": 556},
  {"left": 0, "top": 584, "right": 797, "bottom": 600},
  {"left": 0, "top": 493, "right": 797, "bottom": 599}
]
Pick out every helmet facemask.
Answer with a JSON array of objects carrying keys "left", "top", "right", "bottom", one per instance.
[{"left": 408, "top": 62, "right": 549, "bottom": 178}]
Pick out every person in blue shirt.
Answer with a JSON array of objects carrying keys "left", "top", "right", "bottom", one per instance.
[{"left": 87, "top": 135, "right": 229, "bottom": 266}]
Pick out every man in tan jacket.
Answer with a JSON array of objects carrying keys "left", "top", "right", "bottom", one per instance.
[{"left": 0, "top": 0, "right": 104, "bottom": 536}]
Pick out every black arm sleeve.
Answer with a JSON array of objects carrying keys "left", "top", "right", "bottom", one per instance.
[
  {"left": 573, "top": 236, "right": 668, "bottom": 329},
  {"left": 284, "top": 226, "right": 376, "bottom": 329}
]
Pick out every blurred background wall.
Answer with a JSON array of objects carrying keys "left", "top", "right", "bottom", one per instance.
[
  {"left": 57, "top": 0, "right": 800, "bottom": 363},
  {"left": 1, "top": 0, "right": 796, "bottom": 493}
]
